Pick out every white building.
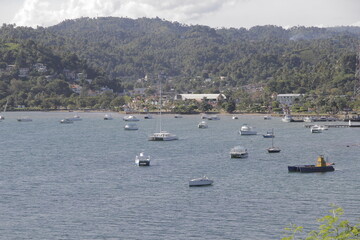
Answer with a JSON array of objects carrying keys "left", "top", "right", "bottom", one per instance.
[
  {"left": 276, "top": 94, "right": 303, "bottom": 106},
  {"left": 175, "top": 94, "right": 226, "bottom": 102}
]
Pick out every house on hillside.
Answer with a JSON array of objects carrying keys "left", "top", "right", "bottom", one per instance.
[{"left": 276, "top": 94, "right": 303, "bottom": 106}]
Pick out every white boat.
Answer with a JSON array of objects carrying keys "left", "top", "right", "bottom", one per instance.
[
  {"left": 68, "top": 115, "right": 82, "bottom": 121},
  {"left": 148, "top": 78, "right": 178, "bottom": 141},
  {"left": 232, "top": 115, "right": 238, "bottom": 120},
  {"left": 319, "top": 125, "right": 328, "bottom": 130},
  {"left": 124, "top": 123, "right": 139, "bottom": 130},
  {"left": 282, "top": 115, "right": 293, "bottom": 122},
  {"left": 60, "top": 118, "right": 73, "bottom": 124},
  {"left": 189, "top": 176, "right": 213, "bottom": 187},
  {"left": 198, "top": 121, "right": 208, "bottom": 129},
  {"left": 303, "top": 117, "right": 314, "bottom": 122},
  {"left": 230, "top": 146, "right": 248, "bottom": 158},
  {"left": 123, "top": 115, "right": 140, "bottom": 121},
  {"left": 174, "top": 114, "right": 183, "bottom": 118},
  {"left": 208, "top": 115, "right": 220, "bottom": 120},
  {"left": 148, "top": 131, "right": 178, "bottom": 141},
  {"left": 264, "top": 115, "right": 272, "bottom": 120},
  {"left": 17, "top": 117, "right": 32, "bottom": 122},
  {"left": 310, "top": 125, "right": 323, "bottom": 133},
  {"left": 135, "top": 152, "right": 150, "bottom": 166},
  {"left": 239, "top": 124, "right": 257, "bottom": 135},
  {"left": 104, "top": 114, "right": 113, "bottom": 120}
]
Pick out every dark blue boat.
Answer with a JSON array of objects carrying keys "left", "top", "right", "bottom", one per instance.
[{"left": 288, "top": 155, "right": 335, "bottom": 173}]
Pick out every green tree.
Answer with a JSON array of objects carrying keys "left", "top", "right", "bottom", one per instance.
[{"left": 282, "top": 206, "right": 360, "bottom": 240}]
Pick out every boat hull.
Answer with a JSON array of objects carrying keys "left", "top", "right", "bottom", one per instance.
[
  {"left": 189, "top": 180, "right": 213, "bottom": 187},
  {"left": 288, "top": 165, "right": 334, "bottom": 173},
  {"left": 267, "top": 148, "right": 281, "bottom": 153},
  {"left": 135, "top": 160, "right": 150, "bottom": 166},
  {"left": 239, "top": 131, "right": 257, "bottom": 135},
  {"left": 230, "top": 153, "right": 248, "bottom": 158}
]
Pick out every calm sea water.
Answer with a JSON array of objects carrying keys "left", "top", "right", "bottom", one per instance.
[{"left": 0, "top": 112, "right": 359, "bottom": 240}]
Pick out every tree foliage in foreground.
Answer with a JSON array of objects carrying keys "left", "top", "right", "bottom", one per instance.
[{"left": 282, "top": 206, "right": 360, "bottom": 240}]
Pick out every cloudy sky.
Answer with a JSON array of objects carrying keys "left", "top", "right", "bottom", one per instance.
[{"left": 1, "top": 0, "right": 360, "bottom": 29}]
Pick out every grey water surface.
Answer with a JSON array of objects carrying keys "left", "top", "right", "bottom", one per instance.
[{"left": 0, "top": 112, "right": 359, "bottom": 239}]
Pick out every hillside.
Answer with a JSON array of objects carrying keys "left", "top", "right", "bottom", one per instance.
[{"left": 0, "top": 17, "right": 359, "bottom": 111}]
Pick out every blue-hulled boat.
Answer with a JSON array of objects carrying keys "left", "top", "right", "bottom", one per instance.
[{"left": 288, "top": 155, "right": 335, "bottom": 173}]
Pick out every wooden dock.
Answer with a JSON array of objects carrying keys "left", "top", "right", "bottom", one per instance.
[{"left": 304, "top": 124, "right": 360, "bottom": 128}]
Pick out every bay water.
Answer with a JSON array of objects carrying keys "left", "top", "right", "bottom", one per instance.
[{"left": 0, "top": 112, "right": 359, "bottom": 239}]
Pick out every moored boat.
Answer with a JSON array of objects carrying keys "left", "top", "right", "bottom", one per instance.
[
  {"left": 124, "top": 123, "right": 139, "bottom": 130},
  {"left": 148, "top": 131, "right": 178, "bottom": 141},
  {"left": 68, "top": 115, "right": 82, "bottom": 121},
  {"left": 60, "top": 118, "right": 73, "bottom": 124},
  {"left": 310, "top": 125, "right": 323, "bottom": 133},
  {"left": 189, "top": 176, "right": 213, "bottom": 187},
  {"left": 239, "top": 124, "right": 257, "bottom": 135},
  {"left": 288, "top": 155, "right": 335, "bottom": 173},
  {"left": 198, "top": 121, "right": 208, "bottom": 129},
  {"left": 17, "top": 117, "right": 32, "bottom": 122},
  {"left": 123, "top": 115, "right": 139, "bottom": 121},
  {"left": 282, "top": 115, "right": 293, "bottom": 122},
  {"left": 135, "top": 152, "right": 150, "bottom": 166},
  {"left": 230, "top": 146, "right": 248, "bottom": 158},
  {"left": 104, "top": 114, "right": 113, "bottom": 120},
  {"left": 263, "top": 129, "right": 275, "bottom": 138}
]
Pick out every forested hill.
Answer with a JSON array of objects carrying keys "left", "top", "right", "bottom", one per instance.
[{"left": 1, "top": 17, "right": 360, "bottom": 97}]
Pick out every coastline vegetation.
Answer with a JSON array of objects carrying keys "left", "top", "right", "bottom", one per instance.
[{"left": 1, "top": 17, "right": 360, "bottom": 114}]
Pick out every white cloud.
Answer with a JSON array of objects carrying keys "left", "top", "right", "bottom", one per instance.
[{"left": 12, "top": 0, "right": 235, "bottom": 27}]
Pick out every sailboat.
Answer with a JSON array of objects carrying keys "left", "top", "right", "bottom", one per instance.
[
  {"left": 148, "top": 77, "right": 178, "bottom": 141},
  {"left": 0, "top": 98, "right": 8, "bottom": 120},
  {"left": 267, "top": 129, "right": 281, "bottom": 153}
]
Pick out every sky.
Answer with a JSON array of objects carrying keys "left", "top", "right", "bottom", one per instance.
[{"left": 0, "top": 0, "right": 360, "bottom": 29}]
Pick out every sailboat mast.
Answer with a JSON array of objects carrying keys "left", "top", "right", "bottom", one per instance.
[{"left": 159, "top": 76, "right": 162, "bottom": 132}]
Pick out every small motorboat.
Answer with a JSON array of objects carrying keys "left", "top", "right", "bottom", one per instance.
[
  {"left": 69, "top": 115, "right": 82, "bottom": 121},
  {"left": 230, "top": 146, "right": 248, "bottom": 158},
  {"left": 104, "top": 114, "right": 113, "bottom": 120},
  {"left": 263, "top": 115, "right": 271, "bottom": 120},
  {"left": 232, "top": 115, "right": 238, "bottom": 120},
  {"left": 124, "top": 123, "right": 138, "bottom": 130},
  {"left": 239, "top": 124, "right": 257, "bottom": 135},
  {"left": 303, "top": 117, "right": 314, "bottom": 122},
  {"left": 263, "top": 130, "right": 275, "bottom": 138},
  {"left": 189, "top": 176, "right": 213, "bottom": 187},
  {"left": 135, "top": 152, "right": 150, "bottom": 166},
  {"left": 310, "top": 125, "right": 323, "bottom": 133},
  {"left": 207, "top": 115, "right": 220, "bottom": 120},
  {"left": 144, "top": 114, "right": 153, "bottom": 119},
  {"left": 198, "top": 121, "right": 208, "bottom": 129},
  {"left": 174, "top": 114, "right": 183, "bottom": 118},
  {"left": 60, "top": 118, "right": 74, "bottom": 124},
  {"left": 123, "top": 115, "right": 140, "bottom": 121},
  {"left": 282, "top": 115, "right": 293, "bottom": 123},
  {"left": 17, "top": 117, "right": 32, "bottom": 122},
  {"left": 288, "top": 155, "right": 335, "bottom": 173}
]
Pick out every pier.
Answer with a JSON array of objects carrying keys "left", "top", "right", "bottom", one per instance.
[{"left": 304, "top": 124, "right": 360, "bottom": 128}]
